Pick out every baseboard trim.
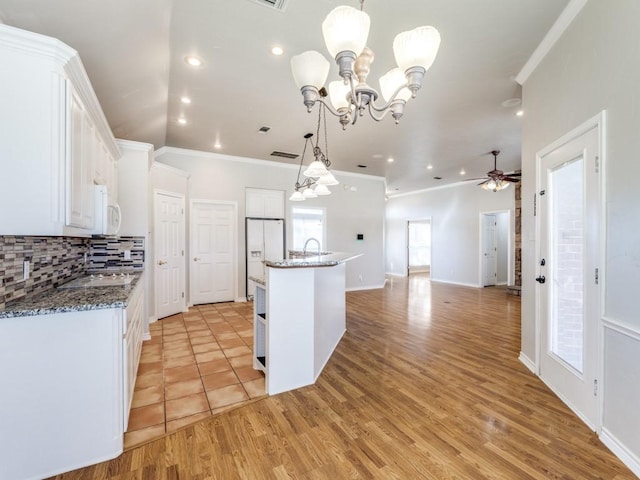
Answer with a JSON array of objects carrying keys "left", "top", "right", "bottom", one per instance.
[
  {"left": 346, "top": 284, "right": 385, "bottom": 292},
  {"left": 430, "top": 278, "right": 480, "bottom": 288},
  {"left": 235, "top": 297, "right": 247, "bottom": 303},
  {"left": 142, "top": 333, "right": 151, "bottom": 341},
  {"left": 385, "top": 272, "right": 407, "bottom": 277},
  {"left": 148, "top": 316, "right": 158, "bottom": 324},
  {"left": 600, "top": 428, "right": 640, "bottom": 478},
  {"left": 518, "top": 352, "right": 537, "bottom": 374}
]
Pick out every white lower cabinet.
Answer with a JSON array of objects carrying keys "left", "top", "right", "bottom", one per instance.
[
  {"left": 123, "top": 280, "right": 144, "bottom": 431},
  {"left": 0, "top": 282, "right": 145, "bottom": 480}
]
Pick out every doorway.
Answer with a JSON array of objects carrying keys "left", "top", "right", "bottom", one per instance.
[
  {"left": 407, "top": 219, "right": 431, "bottom": 275},
  {"left": 480, "top": 211, "right": 510, "bottom": 287},
  {"left": 190, "top": 200, "right": 237, "bottom": 305},
  {"left": 536, "top": 114, "right": 603, "bottom": 430},
  {"left": 154, "top": 190, "right": 186, "bottom": 320}
]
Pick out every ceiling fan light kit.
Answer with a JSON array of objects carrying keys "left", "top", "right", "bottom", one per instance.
[
  {"left": 478, "top": 150, "right": 520, "bottom": 192},
  {"left": 290, "top": 0, "right": 441, "bottom": 129}
]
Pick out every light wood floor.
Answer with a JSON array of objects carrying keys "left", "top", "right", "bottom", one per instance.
[{"left": 52, "top": 274, "right": 635, "bottom": 479}]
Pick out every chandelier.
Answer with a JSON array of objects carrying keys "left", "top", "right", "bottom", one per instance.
[
  {"left": 289, "top": 103, "right": 339, "bottom": 202},
  {"left": 290, "top": 0, "right": 441, "bottom": 129}
]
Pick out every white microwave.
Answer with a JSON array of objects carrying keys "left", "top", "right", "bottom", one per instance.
[{"left": 93, "top": 185, "right": 121, "bottom": 235}]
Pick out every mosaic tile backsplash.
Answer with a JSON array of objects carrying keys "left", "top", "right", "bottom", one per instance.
[
  {"left": 0, "top": 236, "right": 90, "bottom": 309},
  {"left": 89, "top": 236, "right": 145, "bottom": 272},
  {"left": 0, "top": 235, "right": 145, "bottom": 310}
]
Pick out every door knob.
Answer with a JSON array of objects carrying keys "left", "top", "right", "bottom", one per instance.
[
  {"left": 536, "top": 275, "right": 546, "bottom": 284},
  {"left": 158, "top": 260, "right": 167, "bottom": 266},
  {"left": 194, "top": 257, "right": 200, "bottom": 261}
]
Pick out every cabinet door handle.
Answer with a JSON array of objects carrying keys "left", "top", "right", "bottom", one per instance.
[{"left": 158, "top": 260, "right": 167, "bottom": 266}]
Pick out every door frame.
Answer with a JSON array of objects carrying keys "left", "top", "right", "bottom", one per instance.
[
  {"left": 153, "top": 188, "right": 186, "bottom": 319},
  {"left": 406, "top": 218, "right": 432, "bottom": 276},
  {"left": 189, "top": 199, "right": 238, "bottom": 306},
  {"left": 478, "top": 210, "right": 513, "bottom": 287},
  {"left": 534, "top": 110, "right": 606, "bottom": 431}
]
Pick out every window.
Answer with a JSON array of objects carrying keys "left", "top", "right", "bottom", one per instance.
[{"left": 292, "top": 207, "right": 325, "bottom": 251}]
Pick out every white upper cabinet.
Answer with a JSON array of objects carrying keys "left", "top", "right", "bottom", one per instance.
[
  {"left": 0, "top": 24, "right": 120, "bottom": 236},
  {"left": 246, "top": 188, "right": 285, "bottom": 218}
]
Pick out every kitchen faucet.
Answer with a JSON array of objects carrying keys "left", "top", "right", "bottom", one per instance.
[{"left": 303, "top": 237, "right": 321, "bottom": 257}]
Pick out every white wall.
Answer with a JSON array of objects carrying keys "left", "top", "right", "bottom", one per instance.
[
  {"left": 520, "top": 1, "right": 640, "bottom": 474},
  {"left": 154, "top": 147, "right": 386, "bottom": 299},
  {"left": 386, "top": 182, "right": 514, "bottom": 287}
]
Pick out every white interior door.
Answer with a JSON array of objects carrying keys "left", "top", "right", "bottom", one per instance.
[
  {"left": 190, "top": 201, "right": 236, "bottom": 305},
  {"left": 537, "top": 123, "right": 601, "bottom": 429},
  {"left": 482, "top": 214, "right": 498, "bottom": 286},
  {"left": 154, "top": 191, "right": 185, "bottom": 320}
]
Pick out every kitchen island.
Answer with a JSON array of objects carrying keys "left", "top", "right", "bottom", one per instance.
[{"left": 252, "top": 252, "right": 360, "bottom": 395}]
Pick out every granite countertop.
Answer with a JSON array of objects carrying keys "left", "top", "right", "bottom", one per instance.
[
  {"left": 265, "top": 251, "right": 362, "bottom": 269},
  {"left": 0, "top": 274, "right": 142, "bottom": 319}
]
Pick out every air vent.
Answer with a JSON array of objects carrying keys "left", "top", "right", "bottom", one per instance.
[
  {"left": 246, "top": 0, "right": 288, "bottom": 12},
  {"left": 433, "top": 176, "right": 442, "bottom": 180},
  {"left": 357, "top": 164, "right": 367, "bottom": 168},
  {"left": 271, "top": 151, "right": 299, "bottom": 159},
  {"left": 258, "top": 126, "right": 271, "bottom": 134}
]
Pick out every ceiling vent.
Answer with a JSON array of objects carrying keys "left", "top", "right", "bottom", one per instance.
[
  {"left": 258, "top": 126, "right": 271, "bottom": 134},
  {"left": 246, "top": 0, "right": 288, "bottom": 12},
  {"left": 270, "top": 150, "right": 299, "bottom": 159}
]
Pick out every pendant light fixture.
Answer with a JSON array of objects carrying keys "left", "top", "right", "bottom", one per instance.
[
  {"left": 289, "top": 103, "right": 338, "bottom": 202},
  {"left": 290, "top": 0, "right": 441, "bottom": 129}
]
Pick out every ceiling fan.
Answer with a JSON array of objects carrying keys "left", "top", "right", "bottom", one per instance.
[{"left": 474, "top": 150, "right": 520, "bottom": 192}]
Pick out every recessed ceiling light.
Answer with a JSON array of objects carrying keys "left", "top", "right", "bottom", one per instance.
[
  {"left": 515, "top": 110, "right": 524, "bottom": 117},
  {"left": 372, "top": 153, "right": 383, "bottom": 159},
  {"left": 180, "top": 96, "right": 192, "bottom": 104},
  {"left": 460, "top": 168, "right": 466, "bottom": 175},
  {"left": 271, "top": 46, "right": 284, "bottom": 56},
  {"left": 387, "top": 157, "right": 394, "bottom": 163},
  {"left": 178, "top": 117, "right": 187, "bottom": 125},
  {"left": 427, "top": 164, "right": 433, "bottom": 170},
  {"left": 214, "top": 142, "right": 222, "bottom": 149},
  {"left": 184, "top": 55, "right": 203, "bottom": 67}
]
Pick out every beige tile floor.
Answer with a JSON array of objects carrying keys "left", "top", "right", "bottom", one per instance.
[{"left": 124, "top": 301, "right": 265, "bottom": 449}]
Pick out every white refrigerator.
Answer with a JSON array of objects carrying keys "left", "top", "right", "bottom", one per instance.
[{"left": 246, "top": 218, "right": 285, "bottom": 299}]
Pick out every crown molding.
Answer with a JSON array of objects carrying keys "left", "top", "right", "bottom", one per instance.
[
  {"left": 116, "top": 138, "right": 154, "bottom": 152},
  {"left": 516, "top": 0, "right": 588, "bottom": 85},
  {"left": 151, "top": 160, "right": 191, "bottom": 178}
]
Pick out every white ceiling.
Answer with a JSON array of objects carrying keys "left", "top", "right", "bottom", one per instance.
[{"left": 0, "top": 0, "right": 568, "bottom": 194}]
